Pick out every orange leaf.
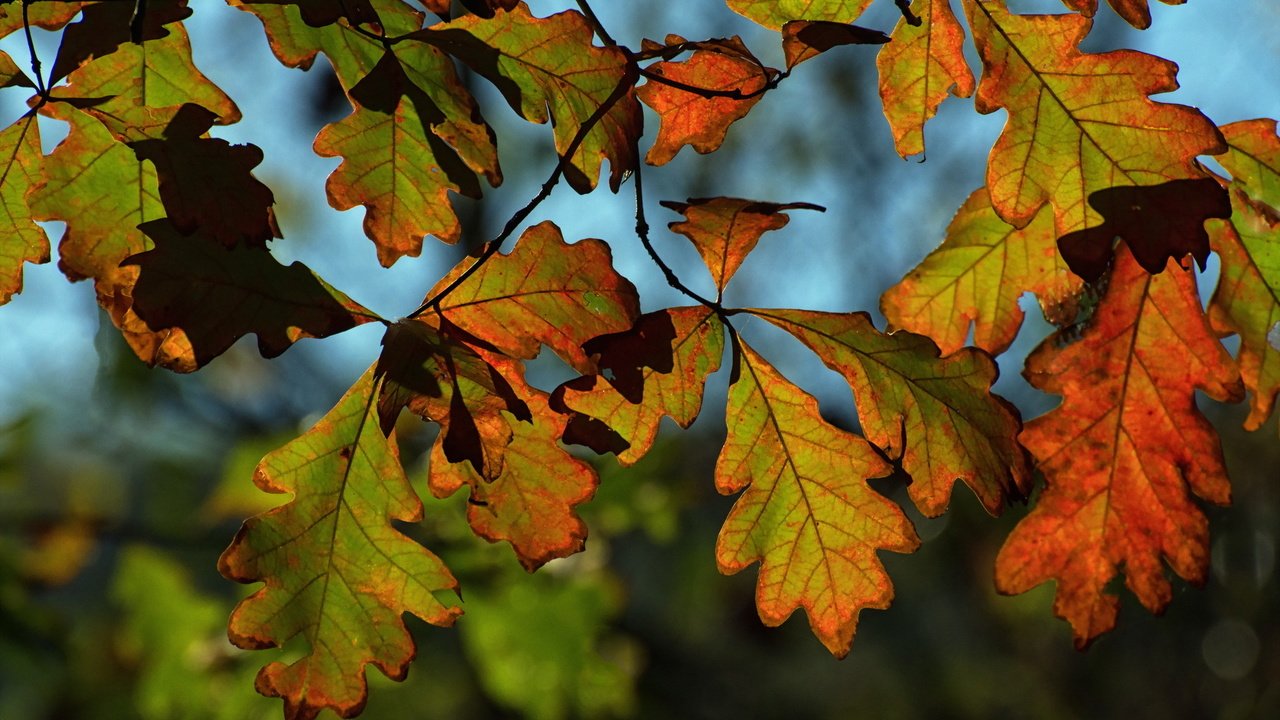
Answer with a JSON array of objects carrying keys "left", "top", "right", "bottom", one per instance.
[
  {"left": 375, "top": 319, "right": 529, "bottom": 480},
  {"left": 556, "top": 306, "right": 724, "bottom": 464},
  {"left": 637, "top": 36, "right": 776, "bottom": 166},
  {"left": 1059, "top": 0, "right": 1186, "bottom": 31},
  {"left": 123, "top": 219, "right": 379, "bottom": 367},
  {"left": 727, "top": 0, "right": 875, "bottom": 30},
  {"left": 875, "top": 0, "right": 974, "bottom": 158},
  {"left": 963, "top": 0, "right": 1223, "bottom": 260},
  {"left": 1208, "top": 194, "right": 1280, "bottom": 431},
  {"left": 661, "top": 197, "right": 823, "bottom": 294},
  {"left": 881, "top": 188, "right": 1081, "bottom": 356},
  {"left": 753, "top": 308, "right": 1030, "bottom": 516},
  {"left": 219, "top": 368, "right": 461, "bottom": 720},
  {"left": 0, "top": 114, "right": 49, "bottom": 305},
  {"left": 413, "top": 5, "right": 641, "bottom": 192},
  {"left": 429, "top": 221, "right": 640, "bottom": 373},
  {"left": 996, "top": 246, "right": 1243, "bottom": 647},
  {"left": 429, "top": 356, "right": 597, "bottom": 570},
  {"left": 716, "top": 341, "right": 919, "bottom": 656}
]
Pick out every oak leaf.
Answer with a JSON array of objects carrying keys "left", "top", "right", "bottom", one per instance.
[
  {"left": 637, "top": 36, "right": 776, "bottom": 166},
  {"left": 963, "top": 0, "right": 1224, "bottom": 256},
  {"left": 413, "top": 5, "right": 641, "bottom": 192},
  {"left": 996, "top": 247, "right": 1242, "bottom": 647},
  {"left": 716, "top": 341, "right": 919, "bottom": 656},
  {"left": 1059, "top": 0, "right": 1184, "bottom": 31},
  {"left": 219, "top": 369, "right": 462, "bottom": 720},
  {"left": 1219, "top": 118, "right": 1280, "bottom": 211},
  {"left": 751, "top": 308, "right": 1030, "bottom": 516},
  {"left": 781, "top": 20, "right": 888, "bottom": 70},
  {"left": 727, "top": 0, "right": 874, "bottom": 29},
  {"left": 0, "top": 1, "right": 90, "bottom": 35},
  {"left": 0, "top": 113, "right": 48, "bottom": 305},
  {"left": 236, "top": 0, "right": 381, "bottom": 29},
  {"left": 375, "top": 318, "right": 529, "bottom": 480},
  {"left": 1208, "top": 194, "right": 1280, "bottom": 432},
  {"left": 315, "top": 49, "right": 491, "bottom": 265},
  {"left": 875, "top": 0, "right": 974, "bottom": 158},
  {"left": 428, "top": 221, "right": 640, "bottom": 373},
  {"left": 556, "top": 307, "right": 724, "bottom": 465},
  {"left": 429, "top": 356, "right": 598, "bottom": 570},
  {"left": 123, "top": 219, "right": 378, "bottom": 367},
  {"left": 47, "top": 0, "right": 193, "bottom": 84},
  {"left": 661, "top": 197, "right": 823, "bottom": 295},
  {"left": 881, "top": 188, "right": 1081, "bottom": 356}
]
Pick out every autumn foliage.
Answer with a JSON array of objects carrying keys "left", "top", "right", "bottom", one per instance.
[{"left": 1, "top": 1, "right": 1277, "bottom": 718}]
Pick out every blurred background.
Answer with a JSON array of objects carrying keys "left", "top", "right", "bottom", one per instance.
[{"left": 1, "top": 1, "right": 1277, "bottom": 718}]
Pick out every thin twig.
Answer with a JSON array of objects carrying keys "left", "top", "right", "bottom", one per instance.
[
  {"left": 575, "top": 0, "right": 617, "bottom": 47},
  {"left": 637, "top": 64, "right": 787, "bottom": 101},
  {"left": 21, "top": 0, "right": 47, "bottom": 97},
  {"left": 408, "top": 71, "right": 637, "bottom": 318},
  {"left": 895, "top": 0, "right": 923, "bottom": 27}
]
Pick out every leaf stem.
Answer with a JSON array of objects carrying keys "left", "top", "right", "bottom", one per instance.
[
  {"left": 21, "top": 0, "right": 47, "bottom": 98},
  {"left": 408, "top": 69, "right": 637, "bottom": 319},
  {"left": 895, "top": 0, "right": 924, "bottom": 27}
]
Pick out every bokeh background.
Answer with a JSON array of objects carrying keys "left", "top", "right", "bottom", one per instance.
[{"left": 1, "top": 1, "right": 1278, "bottom": 718}]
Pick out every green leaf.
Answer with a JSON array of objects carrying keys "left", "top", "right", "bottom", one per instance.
[
  {"left": 727, "top": 0, "right": 875, "bottom": 30},
  {"left": 751, "top": 308, "right": 1030, "bottom": 516},
  {"left": 0, "top": 114, "right": 48, "bottom": 305},
  {"left": 716, "top": 341, "right": 919, "bottom": 657},
  {"left": 219, "top": 368, "right": 462, "bottom": 720}
]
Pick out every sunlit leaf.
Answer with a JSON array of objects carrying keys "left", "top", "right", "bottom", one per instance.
[
  {"left": 219, "top": 369, "right": 462, "bottom": 720},
  {"left": 375, "top": 318, "right": 529, "bottom": 479},
  {"left": 875, "top": 0, "right": 974, "bottom": 158},
  {"left": 716, "top": 341, "right": 919, "bottom": 656},
  {"left": 413, "top": 5, "right": 642, "bottom": 192},
  {"left": 996, "top": 246, "right": 1243, "bottom": 647},
  {"left": 727, "top": 0, "right": 875, "bottom": 29},
  {"left": 1059, "top": 0, "right": 1186, "bottom": 31},
  {"left": 430, "top": 356, "right": 598, "bottom": 570},
  {"left": 1219, "top": 118, "right": 1280, "bottom": 211},
  {"left": 661, "top": 196, "right": 823, "bottom": 293},
  {"left": 963, "top": 0, "right": 1224, "bottom": 267},
  {"left": 1208, "top": 193, "right": 1280, "bottom": 431},
  {"left": 557, "top": 307, "right": 724, "bottom": 464},
  {"left": 752, "top": 308, "right": 1031, "bottom": 516},
  {"left": 781, "top": 20, "right": 888, "bottom": 69},
  {"left": 637, "top": 36, "right": 776, "bottom": 166},
  {"left": 881, "top": 188, "right": 1082, "bottom": 355},
  {"left": 0, "top": 114, "right": 48, "bottom": 305},
  {"left": 0, "top": 1, "right": 90, "bottom": 35},
  {"left": 429, "top": 220, "right": 640, "bottom": 373}
]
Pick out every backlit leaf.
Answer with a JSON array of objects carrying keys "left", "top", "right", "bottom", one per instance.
[
  {"left": 752, "top": 308, "right": 1031, "bottom": 516},
  {"left": 219, "top": 369, "right": 462, "bottom": 720},
  {"left": 557, "top": 307, "right": 724, "bottom": 465},
  {"left": 716, "top": 341, "right": 919, "bottom": 656},
  {"left": 875, "top": 0, "right": 974, "bottom": 158},
  {"left": 429, "top": 221, "right": 640, "bottom": 373},
  {"left": 0, "top": 1, "right": 90, "bottom": 35},
  {"left": 727, "top": 0, "right": 875, "bottom": 30},
  {"left": 429, "top": 356, "right": 597, "bottom": 570},
  {"left": 0, "top": 114, "right": 48, "bottom": 305},
  {"left": 661, "top": 197, "right": 823, "bottom": 294},
  {"left": 413, "top": 5, "right": 642, "bottom": 192},
  {"left": 122, "top": 219, "right": 379, "bottom": 368},
  {"left": 1059, "top": 0, "right": 1185, "bottom": 31},
  {"left": 963, "top": 0, "right": 1224, "bottom": 259},
  {"left": 0, "top": 49, "right": 33, "bottom": 87},
  {"left": 781, "top": 20, "right": 888, "bottom": 70},
  {"left": 237, "top": 0, "right": 380, "bottom": 29},
  {"left": 49, "top": 6, "right": 240, "bottom": 134},
  {"left": 315, "top": 49, "right": 490, "bottom": 265},
  {"left": 996, "top": 247, "right": 1242, "bottom": 647},
  {"left": 881, "top": 189, "right": 1080, "bottom": 355},
  {"left": 47, "top": 0, "right": 192, "bottom": 84},
  {"left": 375, "top": 318, "right": 529, "bottom": 479},
  {"left": 1219, "top": 118, "right": 1280, "bottom": 211},
  {"left": 1208, "top": 194, "right": 1280, "bottom": 431},
  {"left": 637, "top": 36, "right": 776, "bottom": 166}
]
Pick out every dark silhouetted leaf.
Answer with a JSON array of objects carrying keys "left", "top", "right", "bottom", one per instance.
[{"left": 781, "top": 20, "right": 888, "bottom": 69}]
